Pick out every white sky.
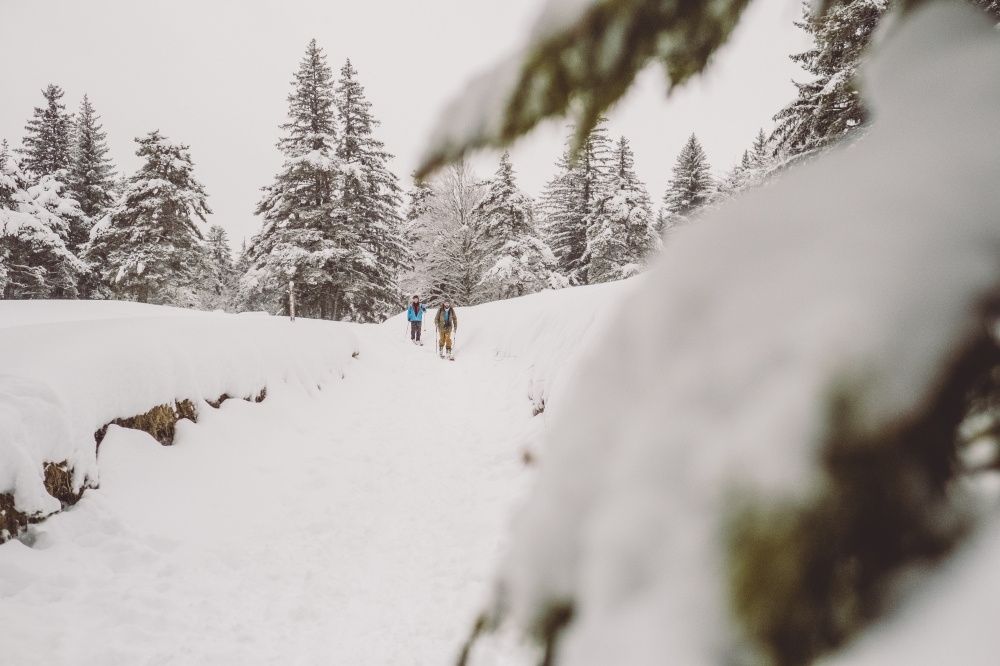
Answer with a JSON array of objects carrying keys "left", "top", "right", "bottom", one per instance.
[{"left": 0, "top": 0, "right": 811, "bottom": 249}]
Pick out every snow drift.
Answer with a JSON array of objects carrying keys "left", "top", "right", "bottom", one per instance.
[
  {"left": 0, "top": 302, "right": 358, "bottom": 531},
  {"left": 466, "top": 3, "right": 1000, "bottom": 666}
]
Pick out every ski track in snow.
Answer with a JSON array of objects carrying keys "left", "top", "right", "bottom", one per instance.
[{"left": 0, "top": 321, "right": 540, "bottom": 666}]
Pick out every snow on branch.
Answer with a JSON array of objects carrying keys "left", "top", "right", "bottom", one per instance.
[{"left": 416, "top": 0, "right": 752, "bottom": 177}]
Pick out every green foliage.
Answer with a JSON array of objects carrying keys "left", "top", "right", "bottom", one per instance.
[
  {"left": 404, "top": 160, "right": 488, "bottom": 306},
  {"left": 663, "top": 133, "right": 713, "bottom": 218},
  {"left": 244, "top": 41, "right": 357, "bottom": 319},
  {"left": 244, "top": 45, "right": 407, "bottom": 322},
  {"left": 279, "top": 39, "right": 338, "bottom": 157},
  {"left": 476, "top": 152, "right": 561, "bottom": 299},
  {"left": 19, "top": 84, "right": 75, "bottom": 179},
  {"left": 0, "top": 144, "right": 87, "bottom": 299},
  {"left": 335, "top": 59, "right": 409, "bottom": 321},
  {"left": 727, "top": 333, "right": 1000, "bottom": 666},
  {"left": 85, "top": 130, "right": 211, "bottom": 304},
  {"left": 586, "top": 136, "right": 659, "bottom": 283},
  {"left": 541, "top": 119, "right": 614, "bottom": 285},
  {"left": 530, "top": 601, "right": 575, "bottom": 666},
  {"left": 772, "top": 0, "right": 887, "bottom": 159},
  {"left": 68, "top": 95, "right": 117, "bottom": 229}
]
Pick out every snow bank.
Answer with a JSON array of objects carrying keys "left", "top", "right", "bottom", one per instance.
[
  {"left": 0, "top": 299, "right": 209, "bottom": 329},
  {"left": 468, "top": 4, "right": 1000, "bottom": 665},
  {"left": 0, "top": 302, "right": 358, "bottom": 522}
]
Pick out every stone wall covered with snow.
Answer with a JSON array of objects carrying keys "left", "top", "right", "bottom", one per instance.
[{"left": 0, "top": 302, "right": 359, "bottom": 539}]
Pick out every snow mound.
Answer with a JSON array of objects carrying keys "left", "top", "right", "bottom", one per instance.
[
  {"left": 470, "top": 3, "right": 1000, "bottom": 665},
  {"left": 0, "top": 302, "right": 359, "bottom": 522}
]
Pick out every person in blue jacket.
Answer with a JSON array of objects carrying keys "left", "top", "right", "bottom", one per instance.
[{"left": 407, "top": 295, "right": 427, "bottom": 345}]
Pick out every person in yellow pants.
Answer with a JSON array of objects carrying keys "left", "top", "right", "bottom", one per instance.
[{"left": 434, "top": 298, "right": 458, "bottom": 359}]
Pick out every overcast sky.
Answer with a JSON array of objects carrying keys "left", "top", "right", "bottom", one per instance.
[{"left": 0, "top": 0, "right": 811, "bottom": 249}]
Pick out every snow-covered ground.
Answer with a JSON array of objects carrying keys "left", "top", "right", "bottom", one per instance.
[
  {"left": 0, "top": 282, "right": 631, "bottom": 665},
  {"left": 0, "top": 306, "right": 359, "bottom": 518}
]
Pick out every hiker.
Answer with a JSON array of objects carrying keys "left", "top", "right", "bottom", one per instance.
[
  {"left": 407, "top": 295, "right": 427, "bottom": 345},
  {"left": 435, "top": 299, "right": 458, "bottom": 359}
]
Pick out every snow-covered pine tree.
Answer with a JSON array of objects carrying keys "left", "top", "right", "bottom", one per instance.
[
  {"left": 404, "top": 160, "right": 487, "bottom": 305},
  {"left": 540, "top": 118, "right": 613, "bottom": 285},
  {"left": 235, "top": 237, "right": 250, "bottom": 275},
  {"left": 68, "top": 95, "right": 117, "bottom": 243},
  {"left": 18, "top": 84, "right": 75, "bottom": 180},
  {"left": 663, "top": 133, "right": 713, "bottom": 224},
  {"left": 200, "top": 224, "right": 238, "bottom": 310},
  {"left": 715, "top": 128, "right": 776, "bottom": 201},
  {"left": 585, "top": 137, "right": 660, "bottom": 284},
  {"left": 207, "top": 225, "right": 234, "bottom": 276},
  {"left": 475, "top": 151, "right": 562, "bottom": 300},
  {"left": 402, "top": 174, "right": 432, "bottom": 280},
  {"left": 771, "top": 0, "right": 887, "bottom": 159},
  {"left": 0, "top": 140, "right": 87, "bottom": 298},
  {"left": 405, "top": 174, "right": 433, "bottom": 224},
  {"left": 241, "top": 40, "right": 360, "bottom": 320},
  {"left": 750, "top": 128, "right": 769, "bottom": 166},
  {"left": 85, "top": 131, "right": 211, "bottom": 304},
  {"left": 973, "top": 0, "right": 1000, "bottom": 19},
  {"left": 774, "top": 0, "right": 996, "bottom": 162},
  {"left": 334, "top": 59, "right": 408, "bottom": 322}
]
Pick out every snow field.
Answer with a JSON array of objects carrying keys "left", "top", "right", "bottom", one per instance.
[{"left": 0, "top": 282, "right": 631, "bottom": 664}]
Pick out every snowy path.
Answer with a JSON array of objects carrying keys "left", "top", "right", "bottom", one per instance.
[{"left": 0, "top": 321, "right": 539, "bottom": 665}]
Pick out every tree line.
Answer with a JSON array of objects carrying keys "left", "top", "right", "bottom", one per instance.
[
  {"left": 7, "top": 0, "right": 982, "bottom": 316},
  {"left": 0, "top": 84, "right": 234, "bottom": 308}
]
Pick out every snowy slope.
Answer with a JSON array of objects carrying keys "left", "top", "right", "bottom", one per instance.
[
  {"left": 390, "top": 279, "right": 634, "bottom": 417},
  {"left": 0, "top": 302, "right": 359, "bottom": 519}
]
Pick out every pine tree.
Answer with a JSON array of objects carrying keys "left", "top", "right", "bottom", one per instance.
[
  {"left": 207, "top": 225, "right": 234, "bottom": 275},
  {"left": 0, "top": 141, "right": 86, "bottom": 298},
  {"left": 771, "top": 0, "right": 887, "bottom": 158},
  {"left": 85, "top": 131, "right": 211, "bottom": 303},
  {"left": 334, "top": 59, "right": 408, "bottom": 322},
  {"left": 405, "top": 174, "right": 433, "bottom": 224},
  {"left": 476, "top": 152, "right": 562, "bottom": 300},
  {"left": 19, "top": 84, "right": 75, "bottom": 180},
  {"left": 663, "top": 133, "right": 713, "bottom": 221},
  {"left": 68, "top": 95, "right": 117, "bottom": 237},
  {"left": 540, "top": 118, "right": 613, "bottom": 285},
  {"left": 973, "top": 0, "right": 1000, "bottom": 20},
  {"left": 586, "top": 137, "right": 660, "bottom": 284},
  {"left": 241, "top": 40, "right": 360, "bottom": 319},
  {"left": 200, "top": 224, "right": 237, "bottom": 309},
  {"left": 235, "top": 237, "right": 251, "bottom": 275},
  {"left": 404, "top": 161, "right": 487, "bottom": 305},
  {"left": 715, "top": 128, "right": 776, "bottom": 201},
  {"left": 278, "top": 40, "right": 339, "bottom": 159}
]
